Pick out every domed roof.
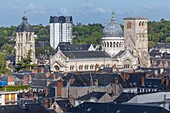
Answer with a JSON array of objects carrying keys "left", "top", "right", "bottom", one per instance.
[
  {"left": 103, "top": 13, "right": 123, "bottom": 37},
  {"left": 16, "top": 16, "right": 33, "bottom": 32}
]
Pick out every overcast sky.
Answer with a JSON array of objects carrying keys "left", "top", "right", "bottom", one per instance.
[{"left": 1, "top": 0, "right": 170, "bottom": 26}]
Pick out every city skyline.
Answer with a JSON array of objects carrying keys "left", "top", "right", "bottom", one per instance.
[{"left": 1, "top": 0, "right": 170, "bottom": 26}]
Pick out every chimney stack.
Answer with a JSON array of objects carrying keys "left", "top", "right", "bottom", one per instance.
[
  {"left": 141, "top": 76, "right": 145, "bottom": 86},
  {"left": 57, "top": 77, "right": 63, "bottom": 97}
]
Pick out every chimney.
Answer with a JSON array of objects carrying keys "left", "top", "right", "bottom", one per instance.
[
  {"left": 29, "top": 75, "right": 32, "bottom": 84},
  {"left": 44, "top": 99, "right": 48, "bottom": 108},
  {"left": 46, "top": 72, "right": 51, "bottom": 78},
  {"left": 94, "top": 79, "right": 98, "bottom": 86},
  {"left": 166, "top": 78, "right": 169, "bottom": 87},
  {"left": 141, "top": 76, "right": 145, "bottom": 86},
  {"left": 53, "top": 74, "right": 56, "bottom": 79},
  {"left": 57, "top": 77, "right": 63, "bottom": 97},
  {"left": 160, "top": 68, "right": 164, "bottom": 74},
  {"left": 161, "top": 78, "right": 165, "bottom": 85},
  {"left": 8, "top": 76, "right": 15, "bottom": 85},
  {"left": 40, "top": 66, "right": 44, "bottom": 73},
  {"left": 23, "top": 75, "right": 28, "bottom": 85},
  {"left": 45, "top": 87, "right": 49, "bottom": 97},
  {"left": 154, "top": 70, "right": 158, "bottom": 76}
]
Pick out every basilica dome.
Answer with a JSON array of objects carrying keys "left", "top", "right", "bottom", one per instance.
[
  {"left": 103, "top": 16, "right": 123, "bottom": 37},
  {"left": 16, "top": 16, "right": 33, "bottom": 32}
]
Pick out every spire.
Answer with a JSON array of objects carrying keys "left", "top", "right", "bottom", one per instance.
[{"left": 111, "top": 10, "right": 115, "bottom": 21}]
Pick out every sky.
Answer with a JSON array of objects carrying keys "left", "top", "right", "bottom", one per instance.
[{"left": 1, "top": 0, "right": 170, "bottom": 27}]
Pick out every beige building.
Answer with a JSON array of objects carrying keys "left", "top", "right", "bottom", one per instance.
[
  {"left": 50, "top": 13, "right": 150, "bottom": 72},
  {"left": 15, "top": 16, "right": 35, "bottom": 64},
  {"left": 124, "top": 18, "right": 150, "bottom": 67},
  {"left": 0, "top": 91, "right": 18, "bottom": 105}
]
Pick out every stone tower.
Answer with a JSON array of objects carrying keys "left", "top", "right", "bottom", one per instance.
[
  {"left": 124, "top": 17, "right": 150, "bottom": 67},
  {"left": 16, "top": 16, "right": 35, "bottom": 64}
]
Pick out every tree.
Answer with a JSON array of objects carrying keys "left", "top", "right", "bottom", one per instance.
[{"left": 16, "top": 50, "right": 32, "bottom": 71}]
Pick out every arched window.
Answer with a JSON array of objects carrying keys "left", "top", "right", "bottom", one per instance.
[
  {"left": 127, "top": 22, "right": 132, "bottom": 29},
  {"left": 90, "top": 65, "right": 94, "bottom": 69},
  {"left": 142, "top": 21, "right": 144, "bottom": 26},
  {"left": 110, "top": 42, "right": 112, "bottom": 47},
  {"left": 104, "top": 42, "right": 106, "bottom": 47},
  {"left": 117, "top": 42, "right": 119, "bottom": 47},
  {"left": 113, "top": 42, "right": 115, "bottom": 47},
  {"left": 139, "top": 21, "right": 141, "bottom": 26},
  {"left": 85, "top": 65, "right": 89, "bottom": 70},
  {"left": 107, "top": 42, "right": 109, "bottom": 47},
  {"left": 124, "top": 59, "right": 131, "bottom": 69},
  {"left": 119, "top": 42, "right": 121, "bottom": 47}
]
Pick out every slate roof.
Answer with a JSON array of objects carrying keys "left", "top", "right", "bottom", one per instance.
[
  {"left": 0, "top": 104, "right": 50, "bottom": 113},
  {"left": 16, "top": 16, "right": 33, "bottom": 32},
  {"left": 31, "top": 79, "right": 47, "bottom": 87},
  {"left": 62, "top": 51, "right": 111, "bottom": 59},
  {"left": 76, "top": 92, "right": 107, "bottom": 101},
  {"left": 56, "top": 99, "right": 73, "bottom": 112},
  {"left": 36, "top": 41, "right": 50, "bottom": 48},
  {"left": 113, "top": 50, "right": 126, "bottom": 58},
  {"left": 113, "top": 92, "right": 136, "bottom": 103},
  {"left": 56, "top": 42, "right": 93, "bottom": 52},
  {"left": 62, "top": 72, "right": 146, "bottom": 88},
  {"left": 67, "top": 102, "right": 169, "bottom": 113},
  {"left": 153, "top": 43, "right": 170, "bottom": 49}
]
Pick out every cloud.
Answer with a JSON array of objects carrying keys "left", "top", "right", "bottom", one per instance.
[
  {"left": 58, "top": 8, "right": 69, "bottom": 16},
  {"left": 94, "top": 7, "right": 111, "bottom": 14},
  {"left": 25, "top": 3, "right": 46, "bottom": 15},
  {"left": 142, "top": 4, "right": 154, "bottom": 10}
]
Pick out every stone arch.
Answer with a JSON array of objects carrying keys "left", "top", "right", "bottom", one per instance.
[
  {"left": 123, "top": 59, "right": 131, "bottom": 69},
  {"left": 54, "top": 65, "right": 60, "bottom": 71}
]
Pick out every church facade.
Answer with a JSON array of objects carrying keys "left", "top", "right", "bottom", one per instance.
[
  {"left": 50, "top": 13, "right": 150, "bottom": 72},
  {"left": 15, "top": 16, "right": 35, "bottom": 64}
]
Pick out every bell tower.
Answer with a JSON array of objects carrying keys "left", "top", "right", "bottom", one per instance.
[
  {"left": 124, "top": 17, "right": 150, "bottom": 67},
  {"left": 16, "top": 16, "right": 35, "bottom": 64}
]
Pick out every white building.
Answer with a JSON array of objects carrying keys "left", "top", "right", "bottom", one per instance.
[
  {"left": 50, "top": 16, "right": 73, "bottom": 49},
  {"left": 0, "top": 91, "right": 18, "bottom": 105}
]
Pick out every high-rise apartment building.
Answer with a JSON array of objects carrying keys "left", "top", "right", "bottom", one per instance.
[{"left": 50, "top": 16, "right": 73, "bottom": 49}]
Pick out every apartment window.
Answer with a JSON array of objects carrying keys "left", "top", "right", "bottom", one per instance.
[
  {"left": 5, "top": 94, "right": 9, "bottom": 101},
  {"left": 70, "top": 65, "right": 74, "bottom": 70},
  {"left": 11, "top": 94, "right": 15, "bottom": 101},
  {"left": 79, "top": 65, "right": 83, "bottom": 70}
]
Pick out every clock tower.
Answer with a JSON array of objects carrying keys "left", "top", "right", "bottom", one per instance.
[{"left": 124, "top": 17, "right": 150, "bottom": 67}]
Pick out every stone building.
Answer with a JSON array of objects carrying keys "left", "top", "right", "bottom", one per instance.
[
  {"left": 124, "top": 18, "right": 150, "bottom": 67},
  {"left": 15, "top": 16, "right": 35, "bottom": 64},
  {"left": 50, "top": 13, "right": 139, "bottom": 72}
]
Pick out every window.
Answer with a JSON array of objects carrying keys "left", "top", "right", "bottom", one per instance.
[
  {"left": 11, "top": 94, "right": 15, "bottom": 101},
  {"left": 79, "top": 65, "right": 83, "bottom": 70},
  {"left": 85, "top": 65, "right": 89, "bottom": 70},
  {"left": 90, "top": 65, "right": 94, "bottom": 69},
  {"left": 70, "top": 65, "right": 74, "bottom": 70},
  {"left": 127, "top": 22, "right": 132, "bottom": 29},
  {"left": 107, "top": 42, "right": 109, "bottom": 47},
  {"left": 113, "top": 42, "right": 115, "bottom": 47},
  {"left": 110, "top": 42, "right": 112, "bottom": 47}
]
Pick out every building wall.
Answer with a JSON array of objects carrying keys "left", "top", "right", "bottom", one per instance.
[
  {"left": 16, "top": 32, "right": 35, "bottom": 64},
  {"left": 50, "top": 17, "right": 72, "bottom": 49},
  {"left": 102, "top": 37, "right": 125, "bottom": 57},
  {"left": 124, "top": 18, "right": 150, "bottom": 67},
  {"left": 0, "top": 92, "right": 18, "bottom": 105}
]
